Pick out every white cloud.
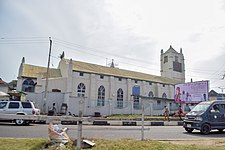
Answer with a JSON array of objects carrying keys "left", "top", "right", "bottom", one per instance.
[{"left": 0, "top": 0, "right": 225, "bottom": 93}]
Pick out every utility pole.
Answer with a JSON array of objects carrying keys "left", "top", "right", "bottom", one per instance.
[{"left": 43, "top": 37, "right": 52, "bottom": 114}]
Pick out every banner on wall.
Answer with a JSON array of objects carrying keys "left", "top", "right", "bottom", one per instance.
[
  {"left": 132, "top": 86, "right": 140, "bottom": 96},
  {"left": 174, "top": 80, "right": 209, "bottom": 103}
]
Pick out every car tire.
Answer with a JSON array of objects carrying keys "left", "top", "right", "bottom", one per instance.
[
  {"left": 15, "top": 119, "right": 25, "bottom": 126},
  {"left": 24, "top": 120, "right": 30, "bottom": 125},
  {"left": 185, "top": 128, "right": 193, "bottom": 133},
  {"left": 200, "top": 123, "right": 211, "bottom": 134}
]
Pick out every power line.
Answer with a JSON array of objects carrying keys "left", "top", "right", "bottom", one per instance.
[
  {"left": 0, "top": 37, "right": 49, "bottom": 44},
  {"left": 54, "top": 41, "right": 160, "bottom": 73},
  {"left": 1, "top": 36, "right": 225, "bottom": 86},
  {"left": 0, "top": 37, "right": 48, "bottom": 39},
  {"left": 1, "top": 36, "right": 222, "bottom": 78},
  {"left": 53, "top": 37, "right": 158, "bottom": 65},
  {"left": 0, "top": 42, "right": 48, "bottom": 44}
]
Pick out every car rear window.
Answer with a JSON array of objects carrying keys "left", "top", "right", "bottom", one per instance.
[
  {"left": 21, "top": 102, "right": 32, "bottom": 108},
  {"left": 8, "top": 102, "right": 20, "bottom": 109}
]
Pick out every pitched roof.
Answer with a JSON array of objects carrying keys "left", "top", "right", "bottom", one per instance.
[
  {"left": 67, "top": 59, "right": 180, "bottom": 85},
  {"left": 209, "top": 90, "right": 218, "bottom": 96},
  {"left": 0, "top": 78, "right": 6, "bottom": 84},
  {"left": 21, "top": 59, "right": 180, "bottom": 85},
  {"left": 164, "top": 45, "right": 179, "bottom": 54},
  {"left": 21, "top": 64, "right": 62, "bottom": 79}
]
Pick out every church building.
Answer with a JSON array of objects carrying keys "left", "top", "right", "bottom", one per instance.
[{"left": 16, "top": 45, "right": 185, "bottom": 116}]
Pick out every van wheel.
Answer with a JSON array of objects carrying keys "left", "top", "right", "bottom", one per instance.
[
  {"left": 200, "top": 123, "right": 211, "bottom": 134},
  {"left": 15, "top": 119, "right": 25, "bottom": 126},
  {"left": 185, "top": 128, "right": 193, "bottom": 133}
]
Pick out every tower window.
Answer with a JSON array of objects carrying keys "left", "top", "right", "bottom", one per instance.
[
  {"left": 164, "top": 56, "right": 168, "bottom": 63},
  {"left": 175, "top": 56, "right": 178, "bottom": 62},
  {"left": 173, "top": 61, "right": 182, "bottom": 72},
  {"left": 79, "top": 72, "right": 84, "bottom": 76}
]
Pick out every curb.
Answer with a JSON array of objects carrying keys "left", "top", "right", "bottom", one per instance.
[{"left": 80, "top": 120, "right": 183, "bottom": 126}]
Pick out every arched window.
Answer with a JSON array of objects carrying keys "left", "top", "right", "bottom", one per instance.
[
  {"left": 22, "top": 79, "right": 35, "bottom": 92},
  {"left": 162, "top": 93, "right": 167, "bottom": 99},
  {"left": 117, "top": 88, "right": 123, "bottom": 108},
  {"left": 77, "top": 83, "right": 85, "bottom": 97},
  {"left": 148, "top": 91, "right": 154, "bottom": 98},
  {"left": 133, "top": 96, "right": 140, "bottom": 109},
  {"left": 97, "top": 86, "right": 105, "bottom": 106}
]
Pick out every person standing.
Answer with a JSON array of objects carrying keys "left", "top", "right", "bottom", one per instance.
[
  {"left": 52, "top": 103, "right": 57, "bottom": 116},
  {"left": 178, "top": 105, "right": 183, "bottom": 120},
  {"left": 163, "top": 106, "right": 170, "bottom": 121}
]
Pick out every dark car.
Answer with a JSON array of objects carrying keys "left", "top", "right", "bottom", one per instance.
[{"left": 183, "top": 100, "right": 225, "bottom": 134}]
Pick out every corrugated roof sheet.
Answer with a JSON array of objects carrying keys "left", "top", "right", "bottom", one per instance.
[
  {"left": 67, "top": 59, "right": 179, "bottom": 85},
  {"left": 21, "top": 64, "right": 62, "bottom": 78}
]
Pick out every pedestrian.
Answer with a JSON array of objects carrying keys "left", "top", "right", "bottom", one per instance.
[
  {"left": 52, "top": 103, "right": 57, "bottom": 116},
  {"left": 178, "top": 105, "right": 183, "bottom": 120},
  {"left": 163, "top": 106, "right": 170, "bottom": 121}
]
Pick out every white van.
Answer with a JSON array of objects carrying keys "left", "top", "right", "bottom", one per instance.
[{"left": 0, "top": 100, "right": 40, "bottom": 125}]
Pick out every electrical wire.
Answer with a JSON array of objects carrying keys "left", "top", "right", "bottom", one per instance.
[
  {"left": 1, "top": 36, "right": 225, "bottom": 87},
  {"left": 53, "top": 37, "right": 158, "bottom": 65}
]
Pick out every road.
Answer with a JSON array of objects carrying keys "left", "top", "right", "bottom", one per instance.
[{"left": 0, "top": 122, "right": 225, "bottom": 140}]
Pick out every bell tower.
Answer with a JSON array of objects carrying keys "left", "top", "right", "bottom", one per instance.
[{"left": 160, "top": 45, "right": 185, "bottom": 83}]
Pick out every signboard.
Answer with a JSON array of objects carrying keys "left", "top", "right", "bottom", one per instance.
[
  {"left": 132, "top": 86, "right": 140, "bottom": 96},
  {"left": 174, "top": 81, "right": 209, "bottom": 103}
]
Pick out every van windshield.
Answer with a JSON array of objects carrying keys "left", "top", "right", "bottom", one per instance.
[{"left": 191, "top": 103, "right": 211, "bottom": 112}]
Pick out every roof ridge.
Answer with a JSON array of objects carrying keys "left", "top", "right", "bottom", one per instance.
[{"left": 70, "top": 59, "right": 179, "bottom": 84}]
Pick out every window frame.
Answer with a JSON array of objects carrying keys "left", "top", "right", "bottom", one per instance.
[
  {"left": 77, "top": 83, "right": 86, "bottom": 97},
  {"left": 97, "top": 86, "right": 105, "bottom": 106},
  {"left": 117, "top": 88, "right": 123, "bottom": 108},
  {"left": 22, "top": 79, "right": 35, "bottom": 92}
]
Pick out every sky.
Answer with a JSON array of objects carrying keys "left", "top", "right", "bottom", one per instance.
[{"left": 0, "top": 0, "right": 225, "bottom": 93}]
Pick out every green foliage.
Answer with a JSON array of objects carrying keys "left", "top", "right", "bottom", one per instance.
[{"left": 0, "top": 138, "right": 46, "bottom": 150}]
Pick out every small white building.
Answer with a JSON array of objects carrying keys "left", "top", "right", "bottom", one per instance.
[{"left": 16, "top": 45, "right": 186, "bottom": 116}]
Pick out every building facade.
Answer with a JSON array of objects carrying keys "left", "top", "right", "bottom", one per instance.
[{"left": 16, "top": 46, "right": 186, "bottom": 116}]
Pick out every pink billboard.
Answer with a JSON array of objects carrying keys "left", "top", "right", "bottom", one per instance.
[{"left": 174, "top": 81, "right": 209, "bottom": 103}]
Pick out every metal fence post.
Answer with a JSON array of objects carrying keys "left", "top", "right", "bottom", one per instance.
[
  {"left": 141, "top": 97, "right": 144, "bottom": 141},
  {"left": 77, "top": 97, "right": 84, "bottom": 150}
]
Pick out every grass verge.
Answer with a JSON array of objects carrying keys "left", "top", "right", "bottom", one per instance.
[{"left": 0, "top": 138, "right": 225, "bottom": 150}]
